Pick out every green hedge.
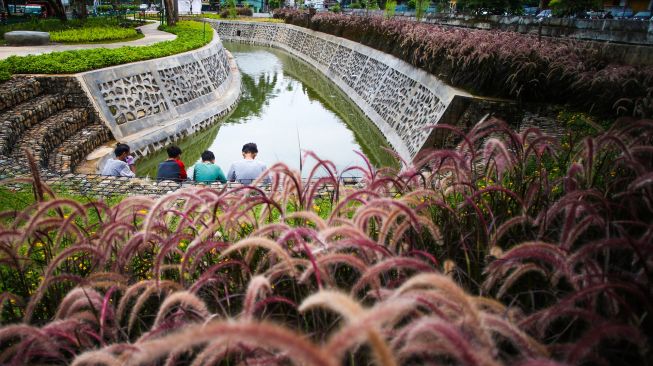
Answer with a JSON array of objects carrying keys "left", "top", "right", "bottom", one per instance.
[
  {"left": 0, "top": 17, "right": 142, "bottom": 38},
  {"left": 50, "top": 26, "right": 140, "bottom": 43},
  {"left": 0, "top": 21, "right": 212, "bottom": 80}
]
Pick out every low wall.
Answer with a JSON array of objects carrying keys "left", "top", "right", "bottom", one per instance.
[
  {"left": 79, "top": 30, "right": 241, "bottom": 167},
  {"left": 211, "top": 20, "right": 473, "bottom": 161},
  {"left": 348, "top": 10, "right": 653, "bottom": 45}
]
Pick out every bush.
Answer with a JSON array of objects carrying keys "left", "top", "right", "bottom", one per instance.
[
  {"left": 49, "top": 26, "right": 139, "bottom": 43},
  {"left": 349, "top": 1, "right": 362, "bottom": 8},
  {"left": 220, "top": 6, "right": 253, "bottom": 17},
  {"left": 0, "top": 21, "right": 212, "bottom": 76},
  {"left": 276, "top": 11, "right": 653, "bottom": 118},
  {"left": 0, "top": 63, "right": 10, "bottom": 82}
]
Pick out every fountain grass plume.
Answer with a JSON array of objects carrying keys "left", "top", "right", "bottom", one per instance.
[
  {"left": 117, "top": 320, "right": 337, "bottom": 366},
  {"left": 242, "top": 275, "right": 271, "bottom": 320},
  {"left": 219, "top": 237, "right": 297, "bottom": 276},
  {"left": 152, "top": 290, "right": 209, "bottom": 328},
  {"left": 351, "top": 256, "right": 435, "bottom": 295},
  {"left": 300, "top": 290, "right": 399, "bottom": 366}
]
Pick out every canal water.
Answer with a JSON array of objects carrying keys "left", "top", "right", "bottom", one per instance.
[{"left": 137, "top": 42, "right": 396, "bottom": 179}]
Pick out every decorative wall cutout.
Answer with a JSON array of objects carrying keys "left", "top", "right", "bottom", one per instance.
[
  {"left": 370, "top": 69, "right": 416, "bottom": 130},
  {"left": 99, "top": 72, "right": 168, "bottom": 125},
  {"left": 158, "top": 61, "right": 213, "bottom": 107},
  {"left": 202, "top": 53, "right": 228, "bottom": 90},
  {"left": 354, "top": 58, "right": 388, "bottom": 103},
  {"left": 317, "top": 41, "right": 338, "bottom": 67},
  {"left": 328, "top": 45, "right": 352, "bottom": 78},
  {"left": 401, "top": 85, "right": 447, "bottom": 156}
]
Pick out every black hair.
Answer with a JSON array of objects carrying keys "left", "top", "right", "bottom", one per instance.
[
  {"left": 114, "top": 143, "right": 130, "bottom": 157},
  {"left": 242, "top": 142, "right": 258, "bottom": 154},
  {"left": 201, "top": 150, "right": 215, "bottom": 161},
  {"left": 167, "top": 145, "right": 182, "bottom": 158}
]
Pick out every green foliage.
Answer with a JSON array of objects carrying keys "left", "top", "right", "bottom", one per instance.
[
  {"left": 49, "top": 26, "right": 139, "bottom": 43},
  {"left": 349, "top": 1, "right": 362, "bottom": 8},
  {"left": 549, "top": 0, "right": 601, "bottom": 16},
  {"left": 269, "top": 0, "right": 281, "bottom": 9},
  {"left": 414, "top": 0, "right": 428, "bottom": 20},
  {"left": 0, "top": 63, "right": 10, "bottom": 83},
  {"left": 226, "top": 0, "right": 237, "bottom": 18},
  {"left": 406, "top": 0, "right": 415, "bottom": 9},
  {"left": 0, "top": 21, "right": 211, "bottom": 76},
  {"left": 384, "top": 0, "right": 396, "bottom": 18},
  {"left": 329, "top": 2, "right": 341, "bottom": 12},
  {"left": 96, "top": 4, "right": 114, "bottom": 11}
]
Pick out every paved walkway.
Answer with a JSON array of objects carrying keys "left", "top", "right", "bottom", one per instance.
[{"left": 0, "top": 21, "right": 176, "bottom": 60}]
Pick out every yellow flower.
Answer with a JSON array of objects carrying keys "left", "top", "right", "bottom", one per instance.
[
  {"left": 138, "top": 209, "right": 148, "bottom": 215},
  {"left": 313, "top": 205, "right": 320, "bottom": 211}
]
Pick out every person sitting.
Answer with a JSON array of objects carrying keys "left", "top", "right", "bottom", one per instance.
[
  {"left": 191, "top": 150, "right": 226, "bottom": 184},
  {"left": 101, "top": 143, "right": 135, "bottom": 177},
  {"left": 227, "top": 142, "right": 270, "bottom": 185},
  {"left": 156, "top": 145, "right": 187, "bottom": 181}
]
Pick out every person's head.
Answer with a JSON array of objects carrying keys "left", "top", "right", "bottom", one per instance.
[
  {"left": 166, "top": 145, "right": 182, "bottom": 159},
  {"left": 114, "top": 143, "right": 130, "bottom": 161},
  {"left": 242, "top": 143, "right": 258, "bottom": 159},
  {"left": 201, "top": 150, "right": 215, "bottom": 162}
]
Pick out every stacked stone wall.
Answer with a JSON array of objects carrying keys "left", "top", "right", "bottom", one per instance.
[{"left": 212, "top": 21, "right": 470, "bottom": 161}]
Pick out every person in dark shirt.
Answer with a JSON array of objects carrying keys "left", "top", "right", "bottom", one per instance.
[{"left": 156, "top": 145, "right": 187, "bottom": 181}]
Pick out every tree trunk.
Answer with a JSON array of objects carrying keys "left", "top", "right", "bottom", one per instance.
[
  {"left": 0, "top": 0, "right": 6, "bottom": 14},
  {"left": 46, "top": 0, "right": 68, "bottom": 20},
  {"left": 165, "top": 0, "right": 176, "bottom": 25},
  {"left": 79, "top": 0, "right": 87, "bottom": 19}
]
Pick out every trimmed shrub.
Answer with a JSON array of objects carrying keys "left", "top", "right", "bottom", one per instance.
[{"left": 49, "top": 26, "right": 139, "bottom": 43}]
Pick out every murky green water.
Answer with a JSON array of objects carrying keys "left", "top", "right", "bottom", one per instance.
[{"left": 137, "top": 42, "right": 396, "bottom": 179}]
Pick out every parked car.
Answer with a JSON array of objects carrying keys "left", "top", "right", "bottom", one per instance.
[
  {"left": 604, "top": 7, "right": 633, "bottom": 18},
  {"left": 536, "top": 9, "right": 552, "bottom": 18},
  {"left": 585, "top": 10, "right": 605, "bottom": 19},
  {"left": 631, "top": 11, "right": 651, "bottom": 20}
]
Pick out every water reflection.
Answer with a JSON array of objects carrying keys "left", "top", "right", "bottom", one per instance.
[{"left": 137, "top": 43, "right": 396, "bottom": 179}]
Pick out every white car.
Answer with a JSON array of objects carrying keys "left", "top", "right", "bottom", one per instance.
[{"left": 536, "top": 9, "right": 552, "bottom": 18}]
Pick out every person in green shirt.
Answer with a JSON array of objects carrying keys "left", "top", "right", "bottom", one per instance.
[{"left": 191, "top": 150, "right": 227, "bottom": 183}]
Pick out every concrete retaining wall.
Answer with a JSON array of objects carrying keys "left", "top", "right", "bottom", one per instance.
[
  {"left": 211, "top": 20, "right": 472, "bottom": 162},
  {"left": 79, "top": 30, "right": 241, "bottom": 167}
]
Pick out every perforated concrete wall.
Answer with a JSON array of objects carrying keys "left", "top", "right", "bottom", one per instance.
[
  {"left": 211, "top": 20, "right": 471, "bottom": 162},
  {"left": 79, "top": 32, "right": 241, "bottom": 160}
]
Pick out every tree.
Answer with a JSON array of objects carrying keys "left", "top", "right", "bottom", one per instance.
[
  {"left": 164, "top": 0, "right": 176, "bottom": 25},
  {"left": 43, "top": 0, "right": 67, "bottom": 20},
  {"left": 549, "top": 0, "right": 600, "bottom": 16}
]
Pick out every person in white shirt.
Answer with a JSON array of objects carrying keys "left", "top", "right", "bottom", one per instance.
[
  {"left": 227, "top": 142, "right": 270, "bottom": 184},
  {"left": 101, "top": 143, "right": 136, "bottom": 177}
]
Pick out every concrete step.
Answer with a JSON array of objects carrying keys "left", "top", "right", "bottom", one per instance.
[
  {"left": 13, "top": 108, "right": 90, "bottom": 168},
  {"left": 49, "top": 123, "right": 112, "bottom": 173},
  {"left": 0, "top": 77, "right": 42, "bottom": 114},
  {"left": 0, "top": 94, "right": 66, "bottom": 155}
]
